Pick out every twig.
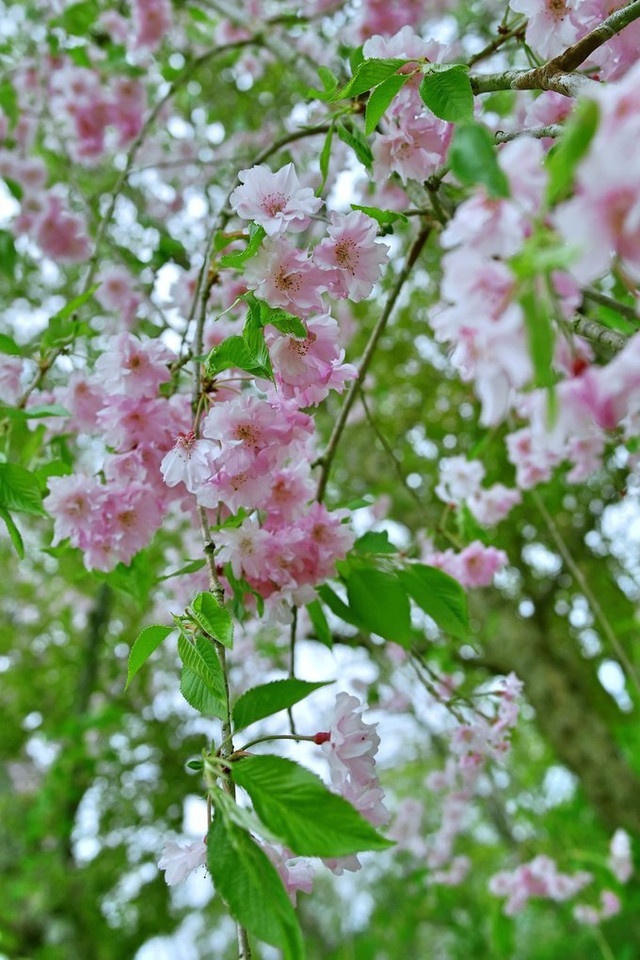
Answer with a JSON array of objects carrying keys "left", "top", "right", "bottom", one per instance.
[
  {"left": 467, "top": 20, "right": 527, "bottom": 67},
  {"left": 582, "top": 288, "right": 640, "bottom": 324},
  {"left": 287, "top": 606, "right": 298, "bottom": 735},
  {"left": 570, "top": 315, "right": 628, "bottom": 352},
  {"left": 532, "top": 489, "right": 640, "bottom": 699},
  {"left": 316, "top": 223, "right": 432, "bottom": 502}
]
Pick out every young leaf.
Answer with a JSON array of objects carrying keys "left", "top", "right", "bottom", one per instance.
[
  {"left": 419, "top": 65, "right": 474, "bottom": 123},
  {"left": 448, "top": 122, "right": 510, "bottom": 198},
  {"left": 398, "top": 564, "right": 469, "bottom": 640},
  {"left": 189, "top": 591, "right": 234, "bottom": 648},
  {"left": 125, "top": 625, "right": 174, "bottom": 689},
  {"left": 177, "top": 634, "right": 226, "bottom": 702},
  {"left": 519, "top": 282, "right": 555, "bottom": 388},
  {"left": 546, "top": 99, "right": 599, "bottom": 206},
  {"left": 232, "top": 755, "right": 394, "bottom": 857},
  {"left": 345, "top": 564, "right": 412, "bottom": 645},
  {"left": 0, "top": 463, "right": 47, "bottom": 516},
  {"left": 257, "top": 300, "right": 307, "bottom": 338},
  {"left": 331, "top": 58, "right": 409, "bottom": 101},
  {"left": 181, "top": 666, "right": 227, "bottom": 719},
  {"left": 365, "top": 73, "right": 409, "bottom": 134},
  {"left": 306, "top": 599, "right": 332, "bottom": 647},
  {"left": 219, "top": 224, "right": 266, "bottom": 268},
  {"left": 207, "top": 813, "right": 306, "bottom": 960},
  {"left": 350, "top": 204, "right": 408, "bottom": 226},
  {"left": 232, "top": 679, "right": 331, "bottom": 731}
]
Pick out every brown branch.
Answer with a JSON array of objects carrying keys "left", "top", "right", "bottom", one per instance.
[
  {"left": 548, "top": 0, "right": 640, "bottom": 73},
  {"left": 315, "top": 223, "right": 432, "bottom": 502}
]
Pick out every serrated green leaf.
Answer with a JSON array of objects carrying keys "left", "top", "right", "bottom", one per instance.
[
  {"left": 0, "top": 463, "right": 46, "bottom": 517},
  {"left": 332, "top": 58, "right": 409, "bottom": 101},
  {"left": 257, "top": 299, "right": 306, "bottom": 338},
  {"left": 345, "top": 564, "right": 412, "bottom": 644},
  {"left": 336, "top": 121, "right": 373, "bottom": 169},
  {"left": 398, "top": 563, "right": 469, "bottom": 639},
  {"left": 233, "top": 755, "right": 394, "bottom": 857},
  {"left": 419, "top": 64, "right": 474, "bottom": 122},
  {"left": 546, "top": 99, "right": 599, "bottom": 206},
  {"left": 207, "top": 813, "right": 305, "bottom": 960},
  {"left": 181, "top": 666, "right": 227, "bottom": 718},
  {"left": 233, "top": 679, "right": 331, "bottom": 731},
  {"left": 448, "top": 122, "right": 510, "bottom": 198},
  {"left": 189, "top": 591, "right": 234, "bottom": 648},
  {"left": 178, "top": 634, "right": 226, "bottom": 704},
  {"left": 219, "top": 224, "right": 266, "bottom": 268},
  {"left": 365, "top": 73, "right": 409, "bottom": 134},
  {"left": 205, "top": 335, "right": 273, "bottom": 381},
  {"left": 306, "top": 599, "right": 332, "bottom": 647},
  {"left": 307, "top": 65, "right": 339, "bottom": 102},
  {"left": 0, "top": 507, "right": 24, "bottom": 558},
  {"left": 125, "top": 625, "right": 173, "bottom": 689},
  {"left": 317, "top": 583, "right": 361, "bottom": 626}
]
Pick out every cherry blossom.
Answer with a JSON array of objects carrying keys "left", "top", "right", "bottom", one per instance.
[
  {"left": 230, "top": 163, "right": 323, "bottom": 236},
  {"left": 158, "top": 839, "right": 208, "bottom": 886}
]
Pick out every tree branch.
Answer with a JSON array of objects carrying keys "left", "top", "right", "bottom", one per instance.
[
  {"left": 316, "top": 223, "right": 432, "bottom": 502},
  {"left": 571, "top": 315, "right": 629, "bottom": 352}
]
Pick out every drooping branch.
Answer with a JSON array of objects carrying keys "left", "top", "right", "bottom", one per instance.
[{"left": 316, "top": 222, "right": 432, "bottom": 502}]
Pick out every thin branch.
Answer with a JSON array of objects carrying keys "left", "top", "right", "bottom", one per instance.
[
  {"left": 582, "top": 288, "right": 640, "bottom": 324},
  {"left": 315, "top": 222, "right": 432, "bottom": 502},
  {"left": 494, "top": 123, "right": 563, "bottom": 142},
  {"left": 467, "top": 20, "right": 526, "bottom": 68},
  {"left": 571, "top": 315, "right": 629, "bottom": 351},
  {"left": 531, "top": 489, "right": 640, "bottom": 699},
  {"left": 548, "top": 0, "right": 640, "bottom": 73},
  {"left": 287, "top": 606, "right": 298, "bottom": 735}
]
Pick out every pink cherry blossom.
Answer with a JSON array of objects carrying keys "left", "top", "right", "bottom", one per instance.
[
  {"left": 313, "top": 211, "right": 389, "bottom": 301},
  {"left": 230, "top": 163, "right": 323, "bottom": 236},
  {"left": 323, "top": 692, "right": 381, "bottom": 787},
  {"left": 435, "top": 456, "right": 485, "bottom": 505},
  {"left": 94, "top": 333, "right": 172, "bottom": 399},
  {"left": 509, "top": 0, "right": 581, "bottom": 58},
  {"left": 262, "top": 844, "right": 315, "bottom": 904},
  {"left": 132, "top": 0, "right": 172, "bottom": 51},
  {"left": 0, "top": 356, "right": 24, "bottom": 405},
  {"left": 266, "top": 313, "right": 357, "bottom": 406},
  {"left": 160, "top": 432, "right": 218, "bottom": 493},
  {"left": 243, "top": 236, "right": 326, "bottom": 315},
  {"left": 35, "top": 195, "right": 90, "bottom": 263}
]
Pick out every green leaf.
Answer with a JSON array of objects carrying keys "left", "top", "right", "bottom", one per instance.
[
  {"left": 219, "top": 224, "right": 266, "bottom": 268},
  {"left": 345, "top": 564, "right": 412, "bottom": 645},
  {"left": 331, "top": 58, "right": 409, "bottom": 101},
  {"left": 0, "top": 463, "right": 46, "bottom": 516},
  {"left": 419, "top": 64, "right": 474, "bottom": 122},
  {"left": 0, "top": 507, "right": 24, "bottom": 558},
  {"left": 350, "top": 204, "right": 408, "bottom": 227},
  {"left": 156, "top": 558, "right": 206, "bottom": 582},
  {"left": 233, "top": 679, "right": 331, "bottom": 731},
  {"left": 318, "top": 122, "right": 334, "bottom": 194},
  {"left": 306, "top": 599, "right": 332, "bottom": 647},
  {"left": 307, "top": 65, "right": 339, "bottom": 102},
  {"left": 365, "top": 73, "right": 409, "bottom": 134},
  {"left": 189, "top": 591, "right": 234, "bottom": 648},
  {"left": 317, "top": 583, "right": 361, "bottom": 627},
  {"left": 178, "top": 633, "right": 226, "bottom": 704},
  {"left": 398, "top": 563, "right": 469, "bottom": 640},
  {"left": 0, "top": 403, "right": 70, "bottom": 421},
  {"left": 232, "top": 755, "right": 394, "bottom": 857},
  {"left": 0, "top": 333, "right": 22, "bottom": 356},
  {"left": 519, "top": 283, "right": 555, "bottom": 388},
  {"left": 256, "top": 298, "right": 306, "bottom": 338},
  {"left": 41, "top": 287, "right": 99, "bottom": 348},
  {"left": 448, "top": 122, "right": 510, "bottom": 198},
  {"left": 336, "top": 121, "right": 373, "bottom": 169},
  {"left": 353, "top": 531, "right": 398, "bottom": 554},
  {"left": 546, "top": 99, "right": 599, "bottom": 206},
  {"left": 125, "top": 625, "right": 173, "bottom": 689},
  {"left": 207, "top": 814, "right": 305, "bottom": 960},
  {"left": 0, "top": 80, "right": 18, "bottom": 129},
  {"left": 0, "top": 230, "right": 17, "bottom": 277},
  {"left": 51, "top": 0, "right": 99, "bottom": 34},
  {"left": 205, "top": 335, "right": 273, "bottom": 381},
  {"left": 181, "top": 666, "right": 227, "bottom": 718}
]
